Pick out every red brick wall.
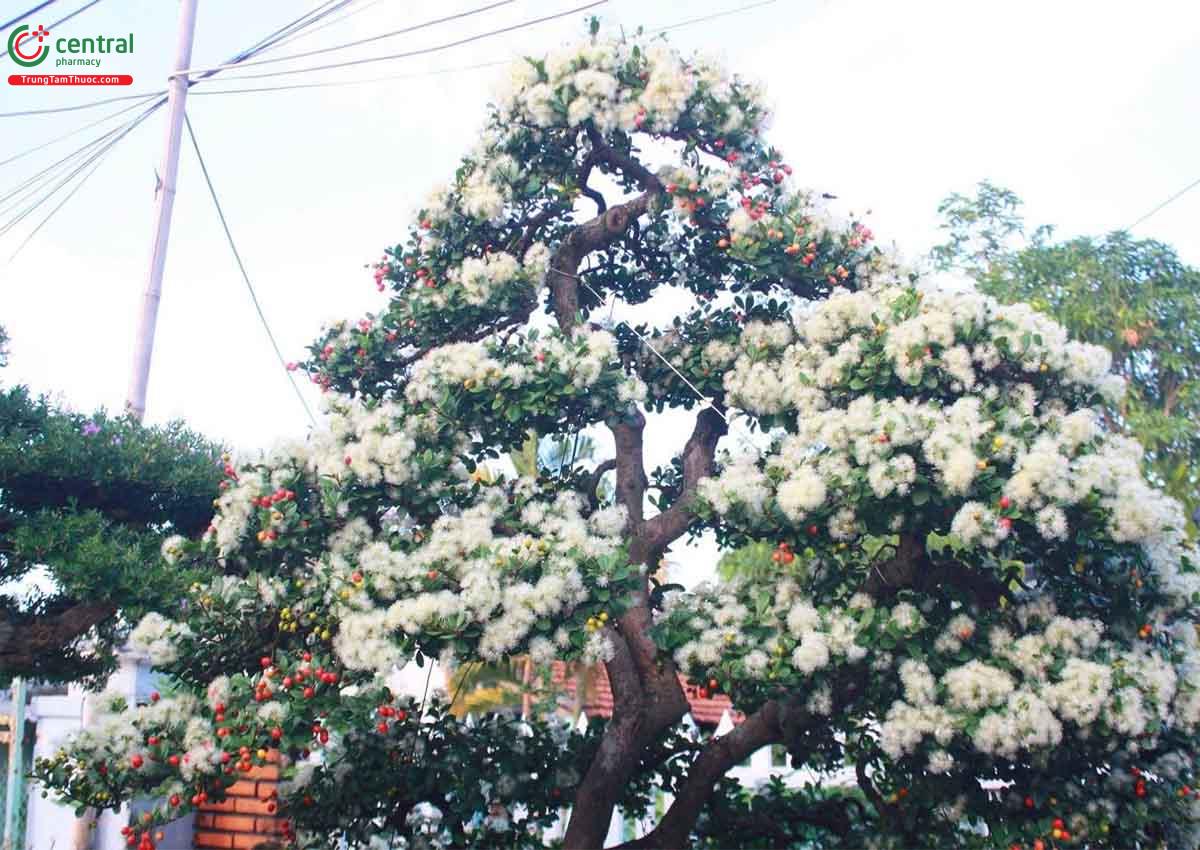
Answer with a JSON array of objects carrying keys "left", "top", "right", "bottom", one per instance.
[{"left": 194, "top": 760, "right": 285, "bottom": 849}]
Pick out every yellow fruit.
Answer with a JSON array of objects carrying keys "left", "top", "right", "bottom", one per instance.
[
  {"left": 976, "top": 460, "right": 988, "bottom": 471},
  {"left": 992, "top": 436, "right": 1005, "bottom": 449}
]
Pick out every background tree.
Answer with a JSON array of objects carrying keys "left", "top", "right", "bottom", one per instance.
[
  {"left": 0, "top": 344, "right": 224, "bottom": 685},
  {"left": 933, "top": 181, "right": 1200, "bottom": 530},
  {"left": 34, "top": 28, "right": 1200, "bottom": 850}
]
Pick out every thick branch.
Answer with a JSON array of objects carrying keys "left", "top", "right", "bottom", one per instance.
[
  {"left": 585, "top": 126, "right": 663, "bottom": 192},
  {"left": 637, "top": 406, "right": 727, "bottom": 562},
  {"left": 562, "top": 628, "right": 648, "bottom": 849},
  {"left": 619, "top": 702, "right": 785, "bottom": 849},
  {"left": 548, "top": 191, "right": 660, "bottom": 333},
  {"left": 0, "top": 602, "right": 115, "bottom": 672},
  {"left": 612, "top": 412, "right": 648, "bottom": 530},
  {"left": 860, "top": 532, "right": 1009, "bottom": 608}
]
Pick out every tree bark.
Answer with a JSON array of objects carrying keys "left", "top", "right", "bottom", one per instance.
[{"left": 0, "top": 602, "right": 115, "bottom": 674}]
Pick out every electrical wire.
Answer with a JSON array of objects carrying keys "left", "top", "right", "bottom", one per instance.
[
  {"left": 1125, "top": 175, "right": 1200, "bottom": 232},
  {"left": 267, "top": 0, "right": 390, "bottom": 51},
  {"left": 650, "top": 0, "right": 778, "bottom": 34},
  {"left": 171, "top": 0, "right": 608, "bottom": 84},
  {"left": 188, "top": 59, "right": 507, "bottom": 97},
  {"left": 1, "top": 0, "right": 102, "bottom": 62},
  {"left": 0, "top": 0, "right": 375, "bottom": 245},
  {"left": 6, "top": 132, "right": 114, "bottom": 263},
  {"left": 0, "top": 92, "right": 162, "bottom": 169},
  {"left": 0, "top": 0, "right": 58, "bottom": 32},
  {"left": 0, "top": 116, "right": 133, "bottom": 209},
  {"left": 0, "top": 0, "right": 356, "bottom": 115},
  {"left": 176, "top": 0, "right": 781, "bottom": 98},
  {"left": 183, "top": 113, "right": 318, "bottom": 426},
  {"left": 173, "top": 0, "right": 515, "bottom": 76},
  {"left": 0, "top": 111, "right": 142, "bottom": 238},
  {"left": 0, "top": 90, "right": 166, "bottom": 119}
]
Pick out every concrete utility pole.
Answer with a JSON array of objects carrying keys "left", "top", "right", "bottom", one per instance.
[{"left": 126, "top": 0, "right": 199, "bottom": 420}]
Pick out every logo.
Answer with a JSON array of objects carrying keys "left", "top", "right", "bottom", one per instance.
[{"left": 7, "top": 24, "right": 50, "bottom": 68}]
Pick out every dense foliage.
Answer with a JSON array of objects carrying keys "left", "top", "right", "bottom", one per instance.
[
  {"left": 34, "top": 27, "right": 1200, "bottom": 850},
  {"left": 0, "top": 383, "right": 223, "bottom": 686},
  {"left": 933, "top": 181, "right": 1200, "bottom": 530}
]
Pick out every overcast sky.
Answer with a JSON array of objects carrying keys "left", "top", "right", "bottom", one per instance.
[{"left": 1, "top": 0, "right": 1197, "bottom": 583}]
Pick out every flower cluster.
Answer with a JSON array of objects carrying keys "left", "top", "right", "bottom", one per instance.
[{"left": 495, "top": 39, "right": 768, "bottom": 138}]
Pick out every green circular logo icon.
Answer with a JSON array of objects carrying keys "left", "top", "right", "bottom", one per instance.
[{"left": 8, "top": 24, "right": 51, "bottom": 68}]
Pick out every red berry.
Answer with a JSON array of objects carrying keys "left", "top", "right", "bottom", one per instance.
[
  {"left": 304, "top": 687, "right": 315, "bottom": 699},
  {"left": 147, "top": 736, "right": 159, "bottom": 746},
  {"left": 807, "top": 524, "right": 819, "bottom": 536},
  {"left": 149, "top": 691, "right": 160, "bottom": 703},
  {"left": 168, "top": 754, "right": 180, "bottom": 767},
  {"left": 1023, "top": 796, "right": 1034, "bottom": 809},
  {"left": 395, "top": 709, "right": 408, "bottom": 722},
  {"left": 130, "top": 754, "right": 144, "bottom": 769},
  {"left": 170, "top": 794, "right": 181, "bottom": 807},
  {"left": 377, "top": 722, "right": 389, "bottom": 734},
  {"left": 302, "top": 652, "right": 312, "bottom": 662},
  {"left": 998, "top": 496, "right": 1011, "bottom": 509},
  {"left": 270, "top": 727, "right": 283, "bottom": 741},
  {"left": 260, "top": 656, "right": 272, "bottom": 668}
]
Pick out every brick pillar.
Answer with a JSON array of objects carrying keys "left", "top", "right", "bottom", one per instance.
[{"left": 194, "top": 757, "right": 286, "bottom": 850}]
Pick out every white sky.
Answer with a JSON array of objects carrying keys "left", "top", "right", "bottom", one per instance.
[{"left": 1, "top": 0, "right": 1197, "bottom": 585}]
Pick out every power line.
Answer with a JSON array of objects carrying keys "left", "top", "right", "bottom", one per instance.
[
  {"left": 268, "top": 0, "right": 390, "bottom": 50},
  {"left": 172, "top": 0, "right": 608, "bottom": 84},
  {"left": 0, "top": 116, "right": 134, "bottom": 210},
  {"left": 0, "top": 92, "right": 162, "bottom": 169},
  {"left": 0, "top": 0, "right": 58, "bottom": 32},
  {"left": 1125, "top": 175, "right": 1200, "bottom": 232},
  {"left": 189, "top": 59, "right": 507, "bottom": 97},
  {"left": 182, "top": 113, "right": 318, "bottom": 426},
  {"left": 0, "top": 106, "right": 147, "bottom": 237},
  {"left": 1, "top": 0, "right": 102, "bottom": 62},
  {"left": 0, "top": 90, "right": 167, "bottom": 119},
  {"left": 651, "top": 0, "right": 778, "bottom": 34},
  {"left": 0, "top": 0, "right": 356, "bottom": 115},
  {"left": 173, "top": 0, "right": 516, "bottom": 77},
  {"left": 175, "top": 0, "right": 779, "bottom": 98},
  {"left": 6, "top": 133, "right": 114, "bottom": 263},
  {"left": 0, "top": 0, "right": 370, "bottom": 247}
]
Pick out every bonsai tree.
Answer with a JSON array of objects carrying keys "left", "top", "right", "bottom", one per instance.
[
  {"left": 0, "top": 379, "right": 223, "bottom": 687},
  {"left": 34, "top": 26, "right": 1200, "bottom": 850}
]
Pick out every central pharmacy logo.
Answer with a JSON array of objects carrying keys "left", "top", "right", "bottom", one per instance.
[{"left": 7, "top": 24, "right": 51, "bottom": 67}]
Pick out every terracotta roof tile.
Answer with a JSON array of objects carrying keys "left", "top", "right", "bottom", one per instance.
[{"left": 549, "top": 662, "right": 742, "bottom": 726}]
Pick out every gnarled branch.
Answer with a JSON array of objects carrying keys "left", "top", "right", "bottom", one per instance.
[{"left": 637, "top": 406, "right": 727, "bottom": 562}]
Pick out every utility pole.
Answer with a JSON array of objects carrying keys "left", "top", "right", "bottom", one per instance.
[{"left": 126, "top": 0, "right": 199, "bottom": 420}]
